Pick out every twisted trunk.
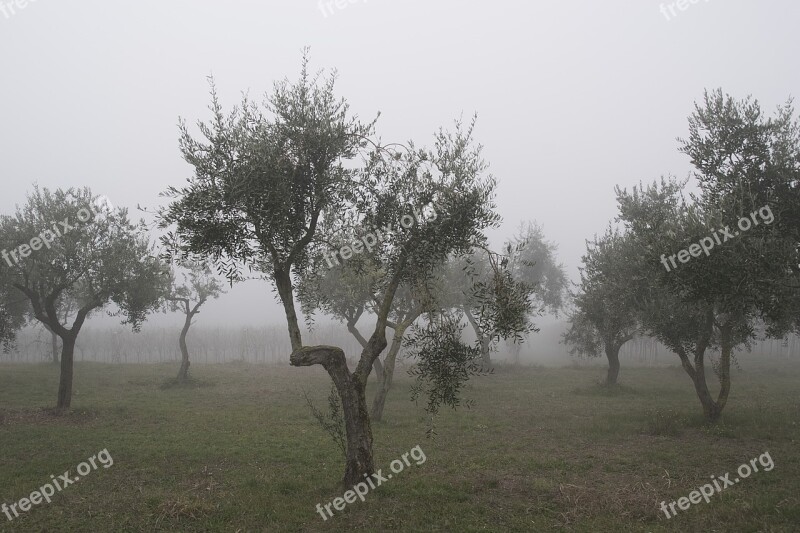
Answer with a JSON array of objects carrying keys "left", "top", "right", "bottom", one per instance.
[
  {"left": 291, "top": 346, "right": 375, "bottom": 487},
  {"left": 283, "top": 254, "right": 403, "bottom": 487},
  {"left": 603, "top": 335, "right": 633, "bottom": 385},
  {"left": 675, "top": 313, "right": 732, "bottom": 423},
  {"left": 687, "top": 352, "right": 725, "bottom": 422},
  {"left": 167, "top": 298, "right": 203, "bottom": 383},
  {"left": 177, "top": 313, "right": 192, "bottom": 382}
]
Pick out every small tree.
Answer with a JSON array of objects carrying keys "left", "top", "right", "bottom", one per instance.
[
  {"left": 165, "top": 260, "right": 225, "bottom": 382},
  {"left": 508, "top": 221, "right": 568, "bottom": 313},
  {"left": 0, "top": 186, "right": 166, "bottom": 408},
  {"left": 563, "top": 228, "right": 639, "bottom": 385},
  {"left": 449, "top": 223, "right": 561, "bottom": 369},
  {"left": 505, "top": 221, "right": 568, "bottom": 363},
  {"left": 617, "top": 178, "right": 761, "bottom": 421},
  {"left": 613, "top": 90, "right": 799, "bottom": 421}
]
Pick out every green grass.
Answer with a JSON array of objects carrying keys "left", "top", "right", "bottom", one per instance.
[{"left": 1, "top": 358, "right": 799, "bottom": 532}]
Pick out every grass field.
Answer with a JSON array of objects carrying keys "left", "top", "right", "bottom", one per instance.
[{"left": 1, "top": 358, "right": 798, "bottom": 532}]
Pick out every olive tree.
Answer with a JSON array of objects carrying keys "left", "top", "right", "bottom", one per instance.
[
  {"left": 563, "top": 228, "right": 640, "bottom": 385},
  {"left": 508, "top": 221, "right": 568, "bottom": 312},
  {"left": 447, "top": 221, "right": 563, "bottom": 368},
  {"left": 159, "top": 56, "right": 527, "bottom": 487},
  {"left": 164, "top": 260, "right": 225, "bottom": 382},
  {"left": 617, "top": 178, "right": 768, "bottom": 421},
  {"left": 0, "top": 186, "right": 166, "bottom": 408},
  {"left": 504, "top": 221, "right": 568, "bottom": 363},
  {"left": 613, "top": 91, "right": 799, "bottom": 421}
]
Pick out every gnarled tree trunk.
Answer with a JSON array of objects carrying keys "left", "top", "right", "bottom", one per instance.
[
  {"left": 291, "top": 345, "right": 375, "bottom": 487},
  {"left": 691, "top": 359, "right": 722, "bottom": 421},
  {"left": 675, "top": 317, "right": 732, "bottom": 423},
  {"left": 339, "top": 382, "right": 374, "bottom": 487},
  {"left": 604, "top": 335, "right": 634, "bottom": 386},
  {"left": 166, "top": 298, "right": 203, "bottom": 383},
  {"left": 282, "top": 262, "right": 402, "bottom": 488},
  {"left": 177, "top": 313, "right": 192, "bottom": 382}
]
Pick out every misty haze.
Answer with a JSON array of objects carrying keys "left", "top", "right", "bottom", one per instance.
[{"left": 1, "top": 2, "right": 799, "bottom": 532}]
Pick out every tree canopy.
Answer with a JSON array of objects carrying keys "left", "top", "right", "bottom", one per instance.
[{"left": 0, "top": 186, "right": 166, "bottom": 407}]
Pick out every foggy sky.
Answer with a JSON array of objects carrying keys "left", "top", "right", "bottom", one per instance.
[{"left": 2, "top": 0, "right": 798, "bottom": 326}]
